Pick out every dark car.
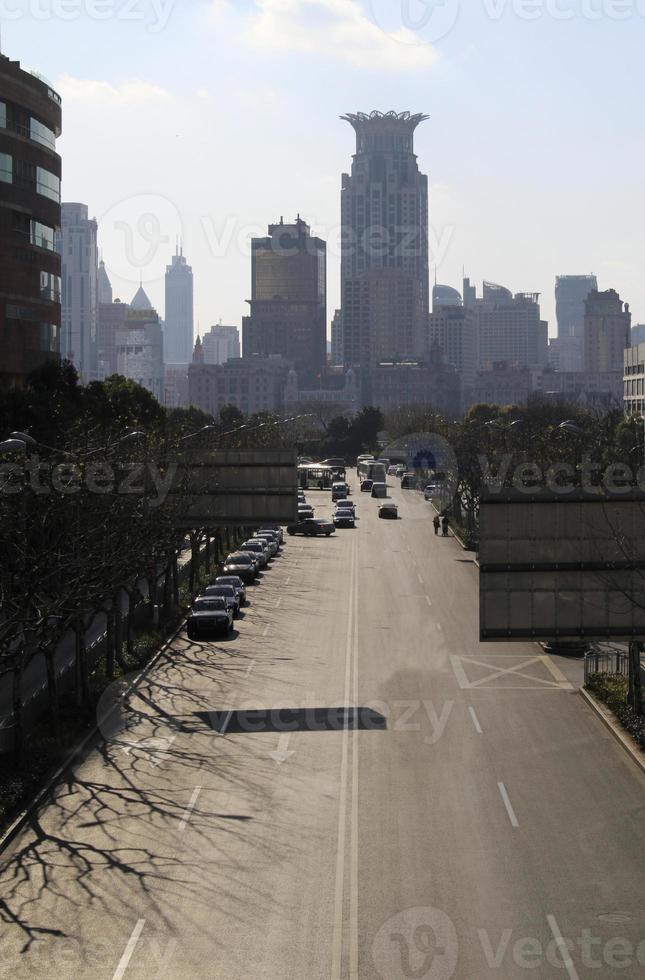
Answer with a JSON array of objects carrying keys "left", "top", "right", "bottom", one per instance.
[
  {"left": 200, "top": 584, "right": 240, "bottom": 617},
  {"left": 259, "top": 525, "right": 284, "bottom": 544},
  {"left": 298, "top": 504, "right": 315, "bottom": 520},
  {"left": 360, "top": 479, "right": 373, "bottom": 493},
  {"left": 222, "top": 552, "right": 258, "bottom": 583},
  {"left": 256, "top": 529, "right": 282, "bottom": 551},
  {"left": 333, "top": 509, "right": 355, "bottom": 528},
  {"left": 378, "top": 501, "right": 399, "bottom": 520},
  {"left": 287, "top": 518, "right": 336, "bottom": 537},
  {"left": 253, "top": 531, "right": 279, "bottom": 556},
  {"left": 240, "top": 539, "right": 270, "bottom": 568},
  {"left": 214, "top": 575, "right": 247, "bottom": 605},
  {"left": 186, "top": 597, "right": 233, "bottom": 639},
  {"left": 401, "top": 474, "right": 417, "bottom": 489}
]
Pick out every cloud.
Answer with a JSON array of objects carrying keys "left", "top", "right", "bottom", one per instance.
[
  {"left": 55, "top": 75, "right": 171, "bottom": 105},
  {"left": 211, "top": 0, "right": 438, "bottom": 71}
]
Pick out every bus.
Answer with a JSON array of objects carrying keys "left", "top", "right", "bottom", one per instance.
[
  {"left": 298, "top": 463, "right": 346, "bottom": 490},
  {"left": 358, "top": 459, "right": 387, "bottom": 484}
]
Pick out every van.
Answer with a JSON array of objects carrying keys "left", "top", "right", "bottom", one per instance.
[
  {"left": 371, "top": 482, "right": 388, "bottom": 499},
  {"left": 401, "top": 474, "right": 417, "bottom": 489}
]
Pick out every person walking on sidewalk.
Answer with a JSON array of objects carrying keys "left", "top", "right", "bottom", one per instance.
[
  {"left": 433, "top": 515, "right": 440, "bottom": 536},
  {"left": 441, "top": 515, "right": 450, "bottom": 537}
]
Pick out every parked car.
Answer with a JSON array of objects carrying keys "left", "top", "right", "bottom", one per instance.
[
  {"left": 240, "top": 539, "right": 270, "bottom": 568},
  {"left": 371, "top": 482, "right": 388, "bottom": 499},
  {"left": 186, "top": 597, "right": 233, "bottom": 639},
  {"left": 200, "top": 584, "right": 240, "bottom": 617},
  {"left": 253, "top": 531, "right": 278, "bottom": 556},
  {"left": 424, "top": 484, "right": 439, "bottom": 500},
  {"left": 214, "top": 575, "right": 247, "bottom": 606},
  {"left": 378, "top": 501, "right": 399, "bottom": 520},
  {"left": 222, "top": 552, "right": 258, "bottom": 583},
  {"left": 360, "top": 479, "right": 374, "bottom": 493},
  {"left": 333, "top": 508, "right": 356, "bottom": 528},
  {"left": 259, "top": 524, "right": 284, "bottom": 544},
  {"left": 298, "top": 504, "right": 315, "bottom": 519},
  {"left": 287, "top": 518, "right": 336, "bottom": 537}
]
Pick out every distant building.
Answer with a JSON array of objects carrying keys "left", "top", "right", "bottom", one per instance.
[
  {"left": 115, "top": 291, "right": 164, "bottom": 402},
  {"left": 624, "top": 344, "right": 645, "bottom": 417},
  {"left": 365, "top": 352, "right": 461, "bottom": 416},
  {"left": 97, "top": 297, "right": 128, "bottom": 378},
  {"left": 0, "top": 55, "right": 62, "bottom": 387},
  {"left": 548, "top": 335, "right": 583, "bottom": 373},
  {"left": 188, "top": 354, "right": 291, "bottom": 418},
  {"left": 56, "top": 202, "right": 98, "bottom": 382},
  {"left": 331, "top": 309, "right": 343, "bottom": 367},
  {"left": 631, "top": 324, "right": 645, "bottom": 346},
  {"left": 536, "top": 368, "right": 622, "bottom": 410},
  {"left": 469, "top": 280, "right": 548, "bottom": 371},
  {"left": 427, "top": 305, "right": 476, "bottom": 388},
  {"left": 284, "top": 367, "right": 359, "bottom": 417},
  {"left": 466, "top": 363, "right": 533, "bottom": 410},
  {"left": 340, "top": 111, "right": 429, "bottom": 373},
  {"left": 164, "top": 245, "right": 194, "bottom": 364},
  {"left": 556, "top": 275, "right": 598, "bottom": 340},
  {"left": 432, "top": 284, "right": 461, "bottom": 311},
  {"left": 97, "top": 259, "right": 112, "bottom": 305},
  {"left": 584, "top": 289, "right": 631, "bottom": 373},
  {"left": 164, "top": 363, "right": 189, "bottom": 408},
  {"left": 202, "top": 324, "right": 240, "bottom": 365},
  {"left": 242, "top": 217, "right": 326, "bottom": 383}
]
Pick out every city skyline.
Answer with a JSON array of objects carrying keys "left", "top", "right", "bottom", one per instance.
[{"left": 4, "top": 1, "right": 642, "bottom": 338}]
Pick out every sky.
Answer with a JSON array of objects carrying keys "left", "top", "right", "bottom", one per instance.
[{"left": 5, "top": 0, "right": 645, "bottom": 338}]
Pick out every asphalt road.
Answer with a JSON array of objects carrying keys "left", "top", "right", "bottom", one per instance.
[{"left": 0, "top": 477, "right": 644, "bottom": 979}]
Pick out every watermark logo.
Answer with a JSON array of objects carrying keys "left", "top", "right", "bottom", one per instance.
[
  {"left": 368, "top": 0, "right": 460, "bottom": 44},
  {"left": 372, "top": 906, "right": 459, "bottom": 979},
  {"left": 99, "top": 194, "right": 183, "bottom": 287},
  {"left": 383, "top": 432, "right": 459, "bottom": 520},
  {"left": 0, "top": 0, "right": 175, "bottom": 33}
]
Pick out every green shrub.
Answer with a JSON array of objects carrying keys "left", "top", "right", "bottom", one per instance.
[{"left": 586, "top": 673, "right": 645, "bottom": 751}]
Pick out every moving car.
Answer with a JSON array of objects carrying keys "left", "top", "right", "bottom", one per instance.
[
  {"left": 335, "top": 499, "right": 356, "bottom": 514},
  {"left": 298, "top": 503, "right": 315, "bottom": 519},
  {"left": 378, "top": 501, "right": 399, "bottom": 520},
  {"left": 331, "top": 482, "right": 348, "bottom": 502},
  {"left": 387, "top": 465, "right": 398, "bottom": 476},
  {"left": 222, "top": 552, "right": 258, "bottom": 583},
  {"left": 360, "top": 479, "right": 374, "bottom": 493},
  {"left": 401, "top": 473, "right": 417, "bottom": 489},
  {"left": 287, "top": 518, "right": 336, "bottom": 537},
  {"left": 395, "top": 465, "right": 405, "bottom": 477},
  {"left": 214, "top": 575, "right": 247, "bottom": 605},
  {"left": 424, "top": 484, "right": 439, "bottom": 500},
  {"left": 186, "top": 597, "right": 233, "bottom": 639},
  {"left": 371, "top": 482, "right": 388, "bottom": 499},
  {"left": 200, "top": 584, "right": 240, "bottom": 617},
  {"left": 240, "top": 539, "right": 270, "bottom": 568},
  {"left": 333, "top": 507, "right": 355, "bottom": 528}
]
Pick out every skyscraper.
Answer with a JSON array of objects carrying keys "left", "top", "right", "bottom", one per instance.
[
  {"left": 584, "top": 289, "right": 631, "bottom": 373},
  {"left": 331, "top": 309, "right": 343, "bottom": 367},
  {"left": 340, "top": 111, "right": 429, "bottom": 374},
  {"left": 242, "top": 216, "right": 326, "bottom": 382},
  {"left": 202, "top": 324, "right": 240, "bottom": 365},
  {"left": 56, "top": 202, "right": 98, "bottom": 382},
  {"left": 469, "top": 280, "right": 548, "bottom": 370},
  {"left": 556, "top": 275, "right": 598, "bottom": 339},
  {"left": 97, "top": 259, "right": 113, "bottom": 305},
  {"left": 0, "top": 56, "right": 62, "bottom": 388},
  {"left": 164, "top": 244, "right": 194, "bottom": 364}
]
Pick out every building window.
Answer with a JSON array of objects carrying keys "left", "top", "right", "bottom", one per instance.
[
  {"left": 0, "top": 102, "right": 5, "bottom": 128},
  {"left": 40, "top": 322, "right": 59, "bottom": 352},
  {"left": 30, "top": 220, "right": 55, "bottom": 250},
  {"left": 0, "top": 152, "right": 12, "bottom": 183},
  {"left": 36, "top": 167, "right": 60, "bottom": 202},
  {"left": 40, "top": 270, "right": 61, "bottom": 302},
  {"left": 30, "top": 117, "right": 56, "bottom": 150}
]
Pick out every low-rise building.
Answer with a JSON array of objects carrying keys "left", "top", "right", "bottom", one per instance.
[
  {"left": 624, "top": 344, "right": 645, "bottom": 417},
  {"left": 284, "top": 367, "right": 359, "bottom": 417},
  {"left": 115, "top": 303, "right": 164, "bottom": 402},
  {"left": 188, "top": 354, "right": 291, "bottom": 417}
]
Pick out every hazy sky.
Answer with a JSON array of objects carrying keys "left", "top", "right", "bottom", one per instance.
[{"left": 6, "top": 0, "right": 645, "bottom": 337}]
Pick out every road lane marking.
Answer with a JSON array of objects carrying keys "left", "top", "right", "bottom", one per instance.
[
  {"left": 436, "top": 623, "right": 443, "bottom": 632},
  {"left": 417, "top": 573, "right": 424, "bottom": 585},
  {"left": 112, "top": 919, "right": 146, "bottom": 980},
  {"left": 219, "top": 709, "right": 234, "bottom": 737},
  {"left": 498, "top": 782, "right": 519, "bottom": 828},
  {"left": 547, "top": 915, "right": 581, "bottom": 980},
  {"left": 286, "top": 576, "right": 291, "bottom": 585},
  {"left": 350, "top": 538, "right": 359, "bottom": 980},
  {"left": 263, "top": 624, "right": 270, "bottom": 637},
  {"left": 450, "top": 655, "right": 574, "bottom": 691},
  {"left": 245, "top": 660, "right": 255, "bottom": 678},
  {"left": 276, "top": 597, "right": 282, "bottom": 609},
  {"left": 178, "top": 786, "right": 202, "bottom": 831},
  {"left": 425, "top": 596, "right": 432, "bottom": 608},
  {"left": 332, "top": 536, "right": 357, "bottom": 980},
  {"left": 469, "top": 707, "right": 483, "bottom": 734}
]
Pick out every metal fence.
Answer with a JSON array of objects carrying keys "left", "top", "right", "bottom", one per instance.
[{"left": 584, "top": 649, "right": 629, "bottom": 685}]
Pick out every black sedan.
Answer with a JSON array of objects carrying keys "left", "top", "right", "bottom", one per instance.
[
  {"left": 222, "top": 552, "right": 258, "bottom": 583},
  {"left": 214, "top": 575, "right": 247, "bottom": 606},
  {"left": 333, "top": 509, "right": 355, "bottom": 528},
  {"left": 187, "top": 597, "right": 233, "bottom": 639},
  {"left": 287, "top": 518, "right": 335, "bottom": 537}
]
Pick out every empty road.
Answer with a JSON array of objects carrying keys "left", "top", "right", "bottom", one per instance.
[{"left": 0, "top": 477, "right": 644, "bottom": 979}]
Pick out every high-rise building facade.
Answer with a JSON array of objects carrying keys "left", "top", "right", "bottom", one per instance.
[
  {"left": 331, "top": 309, "right": 343, "bottom": 367},
  {"left": 116, "top": 298, "right": 164, "bottom": 403},
  {"left": 470, "top": 281, "right": 548, "bottom": 370},
  {"left": 340, "top": 111, "right": 429, "bottom": 375},
  {"left": 202, "top": 324, "right": 240, "bottom": 365},
  {"left": 432, "top": 284, "right": 461, "bottom": 311},
  {"left": 56, "top": 202, "right": 98, "bottom": 382},
  {"left": 427, "top": 305, "right": 476, "bottom": 387},
  {"left": 584, "top": 289, "right": 631, "bottom": 373},
  {"left": 164, "top": 245, "right": 194, "bottom": 364},
  {"left": 97, "top": 297, "right": 128, "bottom": 378},
  {"left": 0, "top": 56, "right": 62, "bottom": 388},
  {"left": 556, "top": 275, "right": 598, "bottom": 340},
  {"left": 97, "top": 258, "right": 113, "bottom": 305},
  {"left": 242, "top": 217, "right": 326, "bottom": 383}
]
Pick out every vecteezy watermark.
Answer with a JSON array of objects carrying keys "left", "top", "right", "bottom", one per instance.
[
  {"left": 372, "top": 906, "right": 459, "bottom": 979},
  {"left": 476, "top": 924, "right": 645, "bottom": 971},
  {"left": 479, "top": 454, "right": 645, "bottom": 496},
  {"left": 481, "top": 0, "right": 645, "bottom": 21},
  {"left": 368, "top": 0, "right": 461, "bottom": 44},
  {"left": 99, "top": 194, "right": 183, "bottom": 287},
  {"left": 0, "top": 458, "right": 178, "bottom": 506},
  {"left": 383, "top": 432, "right": 459, "bottom": 519},
  {"left": 0, "top": 0, "right": 175, "bottom": 33}
]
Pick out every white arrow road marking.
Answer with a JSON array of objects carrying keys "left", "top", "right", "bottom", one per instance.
[{"left": 270, "top": 732, "right": 294, "bottom": 764}]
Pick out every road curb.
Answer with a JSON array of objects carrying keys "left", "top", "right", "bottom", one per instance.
[
  {"left": 0, "top": 617, "right": 187, "bottom": 857},
  {"left": 579, "top": 687, "right": 645, "bottom": 776}
]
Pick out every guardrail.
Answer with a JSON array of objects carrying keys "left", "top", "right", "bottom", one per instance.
[{"left": 584, "top": 649, "right": 629, "bottom": 685}]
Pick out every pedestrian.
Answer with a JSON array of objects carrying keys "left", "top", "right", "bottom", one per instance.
[
  {"left": 442, "top": 515, "right": 450, "bottom": 537},
  {"left": 433, "top": 515, "right": 440, "bottom": 536}
]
